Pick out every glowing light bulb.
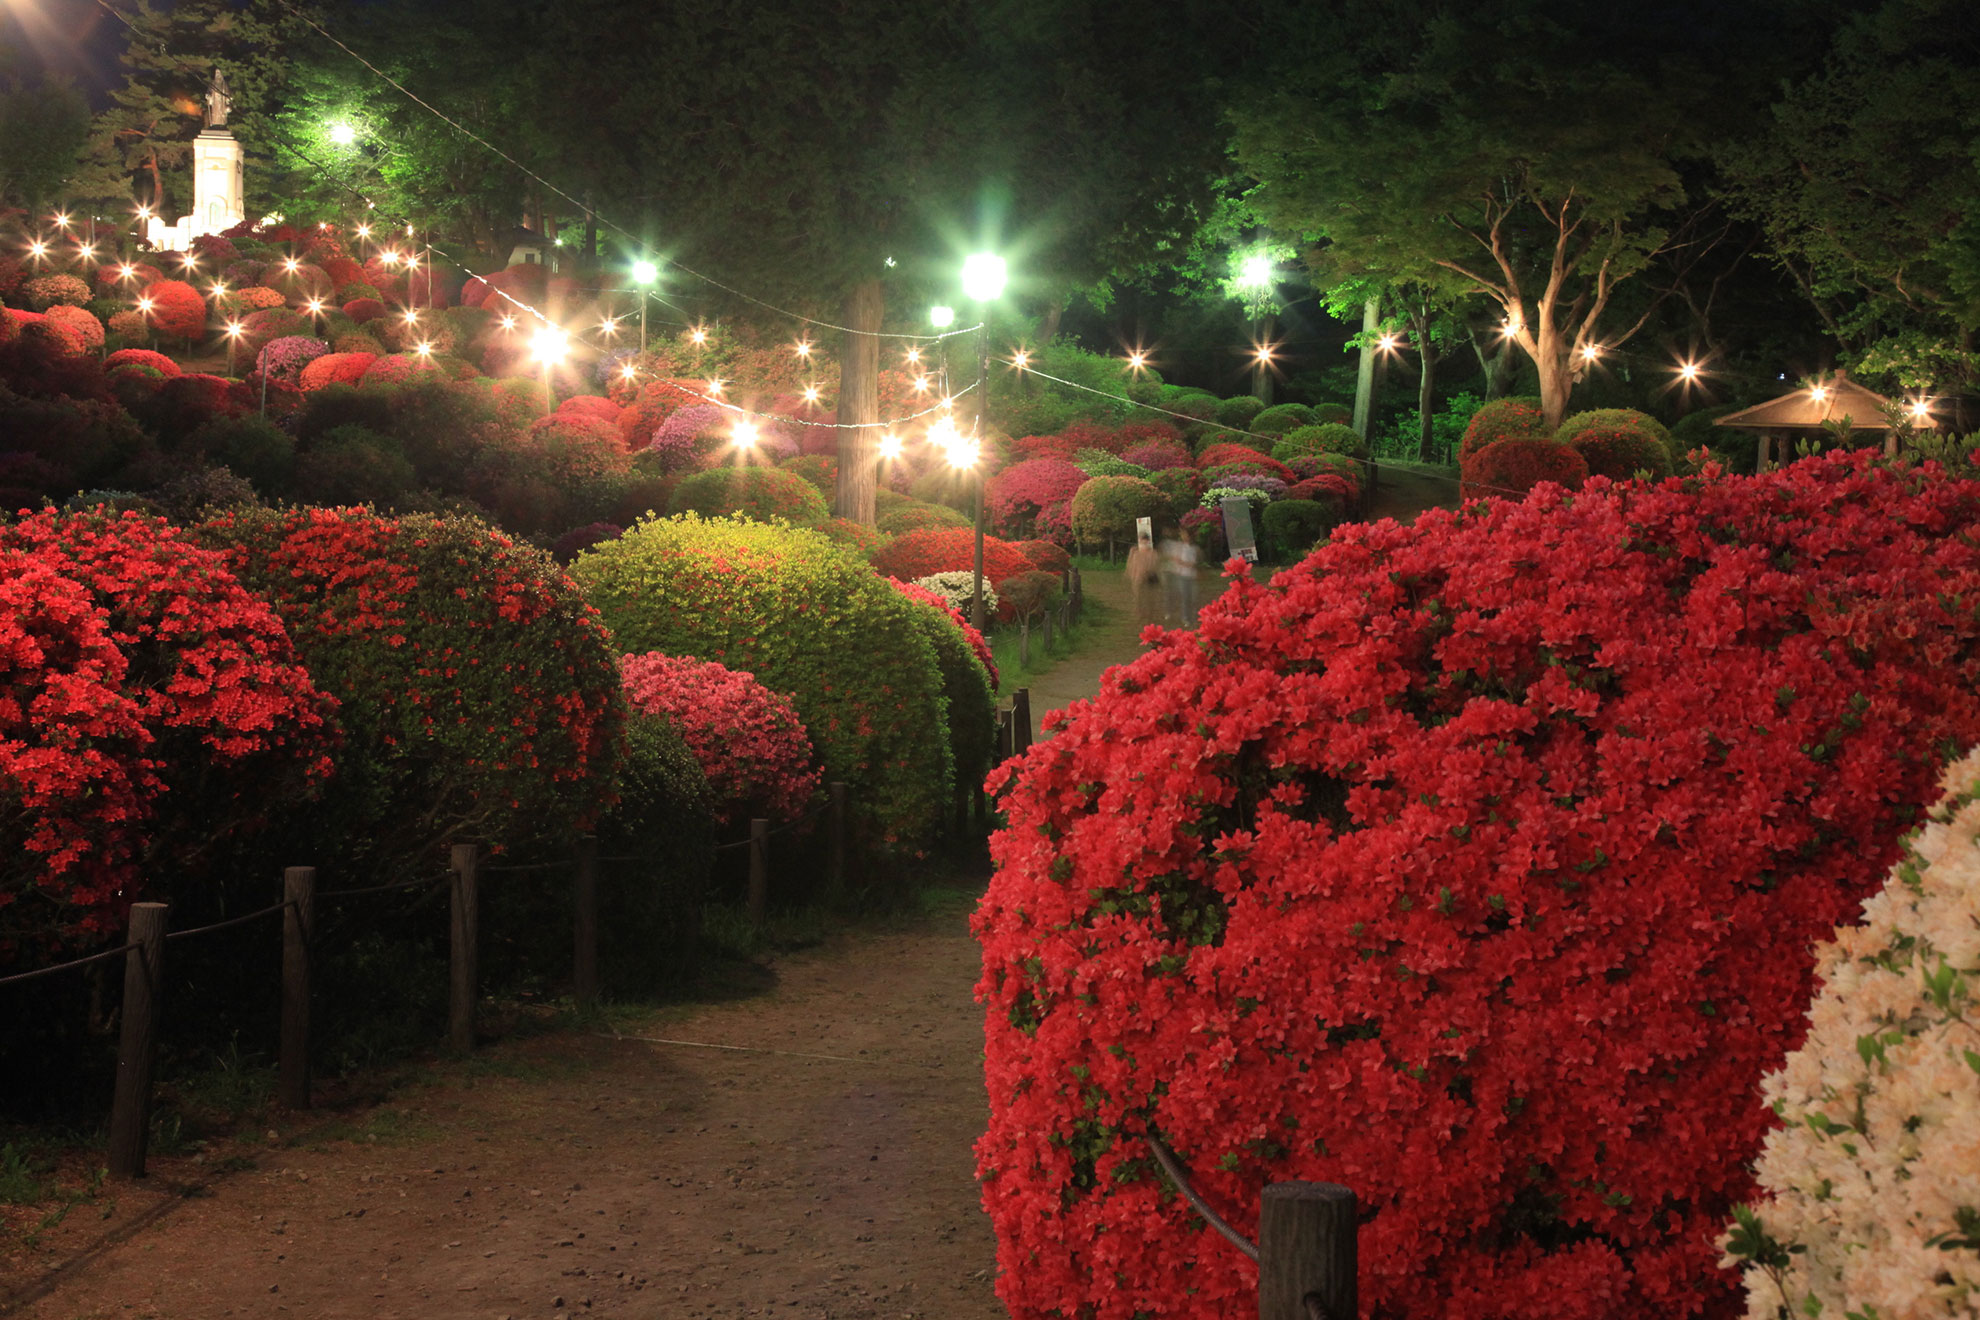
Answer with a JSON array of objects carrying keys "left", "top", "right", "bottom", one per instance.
[
  {"left": 211, "top": 281, "right": 226, "bottom": 296},
  {"left": 1254, "top": 345, "right": 1274, "bottom": 363},
  {"left": 620, "top": 364, "right": 638, "bottom": 381},
  {"left": 27, "top": 240, "right": 47, "bottom": 259},
  {"left": 1126, "top": 350, "right": 1147, "bottom": 370},
  {"left": 733, "top": 420, "right": 759, "bottom": 448},
  {"left": 306, "top": 299, "right": 325, "bottom": 315},
  {"left": 1011, "top": 350, "right": 1029, "bottom": 370},
  {"left": 1580, "top": 343, "right": 1601, "bottom": 362},
  {"left": 318, "top": 222, "right": 330, "bottom": 231},
  {"left": 904, "top": 348, "right": 921, "bottom": 364},
  {"left": 52, "top": 212, "right": 70, "bottom": 229},
  {"left": 414, "top": 341, "right": 433, "bottom": 357},
  {"left": 224, "top": 320, "right": 243, "bottom": 338},
  {"left": 406, "top": 223, "right": 415, "bottom": 237},
  {"left": 802, "top": 385, "right": 821, "bottom": 404},
  {"left": 381, "top": 251, "right": 401, "bottom": 266},
  {"left": 329, "top": 122, "right": 356, "bottom": 145},
  {"left": 356, "top": 224, "right": 372, "bottom": 239},
  {"left": 794, "top": 340, "right": 812, "bottom": 358},
  {"left": 1677, "top": 361, "right": 1700, "bottom": 381},
  {"left": 1811, "top": 385, "right": 1830, "bottom": 402},
  {"left": 706, "top": 378, "right": 724, "bottom": 396},
  {"left": 402, "top": 310, "right": 419, "bottom": 325},
  {"left": 282, "top": 257, "right": 300, "bottom": 273},
  {"left": 530, "top": 326, "right": 569, "bottom": 364},
  {"left": 76, "top": 244, "right": 96, "bottom": 261},
  {"left": 1912, "top": 398, "right": 1932, "bottom": 420},
  {"left": 631, "top": 259, "right": 658, "bottom": 284},
  {"left": 600, "top": 316, "right": 618, "bottom": 333},
  {"left": 912, "top": 375, "right": 930, "bottom": 393},
  {"left": 1377, "top": 334, "right": 1400, "bottom": 352},
  {"left": 136, "top": 297, "right": 154, "bottom": 313},
  {"left": 500, "top": 314, "right": 517, "bottom": 331},
  {"left": 689, "top": 327, "right": 708, "bottom": 345},
  {"left": 878, "top": 433, "right": 902, "bottom": 459},
  {"left": 135, "top": 205, "right": 151, "bottom": 220},
  {"left": 1502, "top": 320, "right": 1521, "bottom": 338},
  {"left": 117, "top": 263, "right": 136, "bottom": 280}
]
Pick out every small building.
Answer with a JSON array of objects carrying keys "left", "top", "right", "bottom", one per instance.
[
  {"left": 1714, "top": 370, "right": 1936, "bottom": 466},
  {"left": 505, "top": 226, "right": 565, "bottom": 274}
]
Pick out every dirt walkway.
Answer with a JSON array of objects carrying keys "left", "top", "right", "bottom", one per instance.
[{"left": 3, "top": 899, "right": 1004, "bottom": 1320}]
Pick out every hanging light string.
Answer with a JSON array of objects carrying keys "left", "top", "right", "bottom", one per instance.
[
  {"left": 1015, "top": 362, "right": 1538, "bottom": 503},
  {"left": 274, "top": 0, "right": 975, "bottom": 343}
]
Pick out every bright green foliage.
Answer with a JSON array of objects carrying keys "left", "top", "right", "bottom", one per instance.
[
  {"left": 897, "top": 597, "right": 997, "bottom": 815},
  {"left": 667, "top": 466, "right": 830, "bottom": 525},
  {"left": 572, "top": 515, "right": 952, "bottom": 850},
  {"left": 1251, "top": 403, "right": 1316, "bottom": 435},
  {"left": 1069, "top": 475, "right": 1171, "bottom": 550},
  {"left": 1275, "top": 423, "right": 1368, "bottom": 462},
  {"left": 1260, "top": 499, "right": 1339, "bottom": 561}
]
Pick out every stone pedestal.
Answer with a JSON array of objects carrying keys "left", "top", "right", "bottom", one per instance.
[{"left": 146, "top": 126, "right": 243, "bottom": 249}]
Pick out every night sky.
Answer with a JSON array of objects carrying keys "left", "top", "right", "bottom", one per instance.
[{"left": 1, "top": 0, "right": 128, "bottom": 100}]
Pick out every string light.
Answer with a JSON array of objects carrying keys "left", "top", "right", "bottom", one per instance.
[
  {"left": 135, "top": 296, "right": 154, "bottom": 313},
  {"left": 1810, "top": 384, "right": 1830, "bottom": 403},
  {"left": 51, "top": 212, "right": 70, "bottom": 229},
  {"left": 26, "top": 240, "right": 47, "bottom": 260},
  {"left": 912, "top": 375, "right": 931, "bottom": 392},
  {"left": 210, "top": 280, "right": 227, "bottom": 296},
  {"left": 1011, "top": 350, "right": 1029, "bottom": 370},
  {"left": 1677, "top": 361, "right": 1701, "bottom": 381},
  {"left": 794, "top": 339, "right": 812, "bottom": 358},
  {"left": 282, "top": 257, "right": 300, "bottom": 274},
  {"left": 801, "top": 385, "right": 821, "bottom": 404},
  {"left": 1377, "top": 334, "right": 1400, "bottom": 352},
  {"left": 402, "top": 309, "right": 419, "bottom": 325},
  {"left": 706, "top": 378, "right": 724, "bottom": 396},
  {"left": 1580, "top": 344, "right": 1601, "bottom": 362},
  {"left": 223, "top": 320, "right": 244, "bottom": 338},
  {"left": 689, "top": 326, "right": 708, "bottom": 345},
  {"left": 599, "top": 315, "right": 619, "bottom": 334},
  {"left": 306, "top": 298, "right": 325, "bottom": 315},
  {"left": 355, "top": 223, "right": 371, "bottom": 239},
  {"left": 620, "top": 363, "right": 638, "bottom": 381},
  {"left": 1125, "top": 350, "right": 1148, "bottom": 371},
  {"left": 75, "top": 244, "right": 96, "bottom": 262},
  {"left": 499, "top": 314, "right": 517, "bottom": 331},
  {"left": 414, "top": 340, "right": 433, "bottom": 357},
  {"left": 904, "top": 347, "right": 921, "bottom": 364},
  {"left": 117, "top": 263, "right": 137, "bottom": 281}
]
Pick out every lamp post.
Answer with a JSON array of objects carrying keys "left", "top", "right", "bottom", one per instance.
[
  {"left": 632, "top": 259, "right": 658, "bottom": 352},
  {"left": 1235, "top": 251, "right": 1276, "bottom": 405},
  {"left": 959, "top": 252, "right": 1007, "bottom": 633}
]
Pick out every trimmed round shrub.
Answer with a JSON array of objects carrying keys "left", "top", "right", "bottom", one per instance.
[
  {"left": 573, "top": 515, "right": 953, "bottom": 850},
  {"left": 1462, "top": 436, "right": 1588, "bottom": 500},
  {"left": 1179, "top": 504, "right": 1225, "bottom": 559},
  {"left": 1459, "top": 395, "right": 1549, "bottom": 462},
  {"left": 256, "top": 334, "right": 330, "bottom": 386},
  {"left": 1070, "top": 475, "right": 1171, "bottom": 551},
  {"left": 1556, "top": 407, "right": 1672, "bottom": 452},
  {"left": 1017, "top": 539, "right": 1072, "bottom": 574},
  {"left": 878, "top": 500, "right": 970, "bottom": 534},
  {"left": 197, "top": 506, "right": 625, "bottom": 874},
  {"left": 298, "top": 351, "right": 376, "bottom": 391},
  {"left": 24, "top": 273, "right": 92, "bottom": 310},
  {"left": 238, "top": 307, "right": 308, "bottom": 361},
  {"left": 138, "top": 279, "right": 208, "bottom": 341},
  {"left": 889, "top": 580, "right": 998, "bottom": 798},
  {"left": 646, "top": 403, "right": 734, "bottom": 472},
  {"left": 1196, "top": 440, "right": 1276, "bottom": 471},
  {"left": 104, "top": 348, "right": 181, "bottom": 378},
  {"left": 1202, "top": 462, "right": 1291, "bottom": 490},
  {"left": 975, "top": 452, "right": 1980, "bottom": 1320},
  {"left": 620, "top": 652, "right": 821, "bottom": 825},
  {"left": 987, "top": 458, "right": 1088, "bottom": 540},
  {"left": 1120, "top": 440, "right": 1192, "bottom": 471},
  {"left": 189, "top": 413, "right": 294, "bottom": 490},
  {"left": 666, "top": 465, "right": 829, "bottom": 524},
  {"left": 557, "top": 393, "right": 624, "bottom": 427},
  {"left": 1146, "top": 466, "right": 1207, "bottom": 521},
  {"left": 1567, "top": 426, "right": 1674, "bottom": 482},
  {"left": 812, "top": 516, "right": 888, "bottom": 558},
  {"left": 1259, "top": 497, "right": 1337, "bottom": 560},
  {"left": 343, "top": 296, "right": 386, "bottom": 324},
  {"left": 1725, "top": 743, "right": 1980, "bottom": 1319},
  {"left": 1309, "top": 401, "right": 1352, "bottom": 426},
  {"left": 1214, "top": 395, "right": 1265, "bottom": 428},
  {"left": 0, "top": 510, "right": 334, "bottom": 954},
  {"left": 550, "top": 521, "right": 623, "bottom": 563},
  {"left": 1274, "top": 422, "right": 1367, "bottom": 462},
  {"left": 908, "top": 570, "right": 1001, "bottom": 621},
  {"left": 43, "top": 305, "right": 104, "bottom": 354},
  {"left": 1249, "top": 402, "right": 1316, "bottom": 434},
  {"left": 215, "top": 285, "right": 286, "bottom": 317},
  {"left": 778, "top": 453, "right": 837, "bottom": 494}
]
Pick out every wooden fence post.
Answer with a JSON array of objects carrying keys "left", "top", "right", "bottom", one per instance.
[
  {"left": 996, "top": 705, "right": 1014, "bottom": 761},
  {"left": 1019, "top": 620, "right": 1030, "bottom": 668},
  {"left": 1258, "top": 1182, "right": 1356, "bottom": 1320},
  {"left": 826, "top": 782, "right": 847, "bottom": 899},
  {"left": 573, "top": 834, "right": 599, "bottom": 1012},
  {"left": 108, "top": 901, "right": 169, "bottom": 1180},
  {"left": 1013, "top": 687, "right": 1033, "bottom": 755},
  {"left": 279, "top": 867, "right": 314, "bottom": 1109},
  {"left": 747, "top": 818, "right": 769, "bottom": 926},
  {"left": 1041, "top": 607, "right": 1053, "bottom": 652},
  {"left": 448, "top": 843, "right": 478, "bottom": 1053}
]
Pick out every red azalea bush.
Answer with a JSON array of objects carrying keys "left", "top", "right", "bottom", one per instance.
[
  {"left": 557, "top": 394, "right": 624, "bottom": 427},
  {"left": 141, "top": 279, "right": 208, "bottom": 341},
  {"left": 298, "top": 351, "right": 376, "bottom": 391},
  {"left": 974, "top": 453, "right": 1980, "bottom": 1320},
  {"left": 343, "top": 297, "right": 386, "bottom": 324},
  {"left": 15, "top": 310, "right": 88, "bottom": 356},
  {"left": 1567, "top": 426, "right": 1675, "bottom": 483},
  {"left": 1463, "top": 436, "right": 1588, "bottom": 500},
  {"left": 813, "top": 516, "right": 889, "bottom": 558},
  {"left": 986, "top": 458, "right": 1088, "bottom": 539},
  {"left": 103, "top": 348, "right": 182, "bottom": 378},
  {"left": 524, "top": 412, "right": 637, "bottom": 486},
  {"left": 43, "top": 305, "right": 104, "bottom": 353},
  {"left": 1197, "top": 441, "right": 1286, "bottom": 473},
  {"left": 321, "top": 255, "right": 365, "bottom": 289},
  {"left": 1121, "top": 439, "right": 1193, "bottom": 470},
  {"left": 620, "top": 652, "right": 820, "bottom": 825},
  {"left": 1180, "top": 504, "right": 1226, "bottom": 558},
  {"left": 1016, "top": 540, "right": 1071, "bottom": 574},
  {"left": 871, "top": 528, "right": 1037, "bottom": 612},
  {"left": 778, "top": 454, "right": 837, "bottom": 494},
  {"left": 888, "top": 579, "right": 999, "bottom": 790},
  {"left": 1013, "top": 432, "right": 1081, "bottom": 462},
  {"left": 617, "top": 379, "right": 705, "bottom": 448},
  {"left": 1459, "top": 395, "right": 1550, "bottom": 463},
  {"left": 0, "top": 511, "right": 335, "bottom": 955},
  {"left": 197, "top": 506, "right": 625, "bottom": 872},
  {"left": 1113, "top": 421, "right": 1187, "bottom": 451}
]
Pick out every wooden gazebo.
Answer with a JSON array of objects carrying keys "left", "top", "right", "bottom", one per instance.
[{"left": 1714, "top": 370, "right": 1936, "bottom": 466}]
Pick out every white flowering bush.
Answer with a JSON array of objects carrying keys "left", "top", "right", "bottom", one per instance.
[
  {"left": 1199, "top": 484, "right": 1273, "bottom": 513},
  {"left": 1722, "top": 744, "right": 1980, "bottom": 1319},
  {"left": 910, "top": 570, "right": 998, "bottom": 618}
]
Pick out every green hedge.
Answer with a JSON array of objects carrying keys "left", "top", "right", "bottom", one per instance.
[
  {"left": 668, "top": 465, "right": 829, "bottom": 524},
  {"left": 573, "top": 515, "right": 953, "bottom": 851}
]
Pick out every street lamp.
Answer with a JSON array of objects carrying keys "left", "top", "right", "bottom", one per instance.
[
  {"left": 959, "top": 251, "right": 1007, "bottom": 632},
  {"left": 631, "top": 258, "right": 658, "bottom": 352},
  {"left": 329, "top": 122, "right": 357, "bottom": 145},
  {"left": 928, "top": 304, "right": 955, "bottom": 329}
]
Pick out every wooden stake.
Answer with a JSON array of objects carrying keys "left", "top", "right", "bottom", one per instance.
[
  {"left": 279, "top": 867, "right": 314, "bottom": 1109},
  {"left": 573, "top": 834, "right": 599, "bottom": 1012},
  {"left": 747, "top": 818, "right": 769, "bottom": 926},
  {"left": 448, "top": 843, "right": 478, "bottom": 1053},
  {"left": 108, "top": 902, "right": 169, "bottom": 1179},
  {"left": 1258, "top": 1181, "right": 1356, "bottom": 1320}
]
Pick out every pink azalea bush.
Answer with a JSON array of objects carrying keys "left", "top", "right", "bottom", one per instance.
[{"left": 620, "top": 652, "right": 821, "bottom": 825}]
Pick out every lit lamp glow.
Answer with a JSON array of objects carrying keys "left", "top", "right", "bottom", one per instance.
[
  {"left": 689, "top": 326, "right": 708, "bottom": 345},
  {"left": 1011, "top": 350, "right": 1029, "bottom": 370},
  {"left": 1377, "top": 333, "right": 1400, "bottom": 353},
  {"left": 1237, "top": 252, "right": 1274, "bottom": 290},
  {"left": 1912, "top": 397, "right": 1933, "bottom": 420},
  {"left": 223, "top": 319, "right": 244, "bottom": 374},
  {"left": 414, "top": 340, "right": 433, "bottom": 358},
  {"left": 878, "top": 433, "right": 902, "bottom": 459},
  {"left": 1677, "top": 361, "right": 1701, "bottom": 381},
  {"left": 1126, "top": 350, "right": 1148, "bottom": 371},
  {"left": 329, "top": 122, "right": 357, "bottom": 145},
  {"left": 794, "top": 339, "right": 812, "bottom": 358},
  {"left": 1580, "top": 343, "right": 1601, "bottom": 362},
  {"left": 705, "top": 378, "right": 723, "bottom": 396},
  {"left": 801, "top": 385, "right": 821, "bottom": 404},
  {"left": 904, "top": 347, "right": 922, "bottom": 364},
  {"left": 733, "top": 420, "right": 759, "bottom": 449},
  {"left": 1811, "top": 385, "right": 1830, "bottom": 403},
  {"left": 960, "top": 252, "right": 1007, "bottom": 303},
  {"left": 530, "top": 326, "right": 569, "bottom": 365},
  {"left": 929, "top": 304, "right": 955, "bottom": 329},
  {"left": 52, "top": 212, "right": 70, "bottom": 230}
]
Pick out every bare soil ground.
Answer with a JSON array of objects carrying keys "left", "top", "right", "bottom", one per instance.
[{"left": 2, "top": 890, "right": 1003, "bottom": 1320}]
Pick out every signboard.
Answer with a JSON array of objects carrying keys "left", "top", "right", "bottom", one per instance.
[
  {"left": 1135, "top": 516, "right": 1153, "bottom": 546},
  {"left": 1219, "top": 497, "right": 1259, "bottom": 563}
]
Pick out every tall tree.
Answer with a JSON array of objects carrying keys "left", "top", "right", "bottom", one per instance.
[
  {"left": 1721, "top": 0, "right": 1980, "bottom": 391},
  {"left": 0, "top": 75, "right": 90, "bottom": 211},
  {"left": 1230, "top": 0, "right": 1787, "bottom": 428}
]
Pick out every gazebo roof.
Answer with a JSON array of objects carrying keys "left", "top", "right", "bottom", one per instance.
[{"left": 1713, "top": 370, "right": 1935, "bottom": 432}]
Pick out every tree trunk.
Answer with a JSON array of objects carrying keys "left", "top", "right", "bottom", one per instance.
[
  {"left": 1252, "top": 312, "right": 1277, "bottom": 405},
  {"left": 834, "top": 278, "right": 885, "bottom": 526},
  {"left": 1350, "top": 298, "right": 1380, "bottom": 434},
  {"left": 1416, "top": 334, "right": 1438, "bottom": 464},
  {"left": 1534, "top": 332, "right": 1573, "bottom": 430},
  {"left": 1470, "top": 327, "right": 1515, "bottom": 399},
  {"left": 1035, "top": 299, "right": 1064, "bottom": 346}
]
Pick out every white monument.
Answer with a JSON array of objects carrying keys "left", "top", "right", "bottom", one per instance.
[{"left": 146, "top": 70, "right": 245, "bottom": 251}]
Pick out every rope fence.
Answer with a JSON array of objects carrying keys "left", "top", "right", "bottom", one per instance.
[{"left": 0, "top": 940, "right": 140, "bottom": 989}]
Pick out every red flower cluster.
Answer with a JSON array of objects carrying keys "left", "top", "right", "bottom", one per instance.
[
  {"left": 1462, "top": 436, "right": 1588, "bottom": 501},
  {"left": 891, "top": 579, "right": 998, "bottom": 690},
  {"left": 975, "top": 454, "right": 1980, "bottom": 1320},
  {"left": 0, "top": 511, "right": 334, "bottom": 953},
  {"left": 620, "top": 651, "right": 821, "bottom": 825},
  {"left": 102, "top": 348, "right": 182, "bottom": 378},
  {"left": 986, "top": 458, "right": 1088, "bottom": 539},
  {"left": 1195, "top": 440, "right": 1278, "bottom": 472},
  {"left": 140, "top": 279, "right": 208, "bottom": 341},
  {"left": 298, "top": 351, "right": 376, "bottom": 391},
  {"left": 1459, "top": 396, "right": 1550, "bottom": 462},
  {"left": 871, "top": 528, "right": 1037, "bottom": 617},
  {"left": 1016, "top": 540, "right": 1071, "bottom": 574}
]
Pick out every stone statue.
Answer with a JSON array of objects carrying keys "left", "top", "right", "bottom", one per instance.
[{"left": 204, "top": 70, "right": 232, "bottom": 129}]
